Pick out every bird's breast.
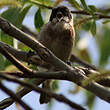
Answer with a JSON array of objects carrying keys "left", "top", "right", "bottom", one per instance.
[{"left": 38, "top": 22, "right": 75, "bottom": 62}]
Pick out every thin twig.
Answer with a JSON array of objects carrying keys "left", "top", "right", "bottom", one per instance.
[
  {"left": 0, "top": 41, "right": 50, "bottom": 68},
  {"left": 0, "top": 78, "right": 44, "bottom": 109},
  {"left": 70, "top": 54, "right": 97, "bottom": 70},
  {"left": 1, "top": 70, "right": 110, "bottom": 88},
  {"left": 0, "top": 45, "right": 33, "bottom": 74},
  {"left": 29, "top": 1, "right": 110, "bottom": 20},
  {"left": 0, "top": 82, "right": 32, "bottom": 110},
  {"left": 29, "top": 0, "right": 52, "bottom": 9},
  {"left": 0, "top": 17, "right": 110, "bottom": 104},
  {"left": 0, "top": 73, "right": 86, "bottom": 110}
]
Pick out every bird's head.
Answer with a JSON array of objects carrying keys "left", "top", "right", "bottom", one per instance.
[{"left": 49, "top": 6, "right": 73, "bottom": 25}]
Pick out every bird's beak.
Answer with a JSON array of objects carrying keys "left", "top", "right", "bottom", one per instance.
[{"left": 62, "top": 16, "right": 69, "bottom": 23}]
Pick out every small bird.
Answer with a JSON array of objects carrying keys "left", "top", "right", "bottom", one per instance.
[{"left": 38, "top": 6, "right": 75, "bottom": 104}]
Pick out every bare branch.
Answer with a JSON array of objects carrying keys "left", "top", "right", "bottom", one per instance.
[
  {"left": 0, "top": 82, "right": 32, "bottom": 110},
  {"left": 21, "top": 25, "right": 38, "bottom": 39},
  {"left": 70, "top": 54, "right": 97, "bottom": 70},
  {"left": 28, "top": 1, "right": 110, "bottom": 20},
  {"left": 0, "top": 45, "right": 33, "bottom": 74},
  {"left": 0, "top": 29, "right": 97, "bottom": 71},
  {"left": 0, "top": 78, "right": 44, "bottom": 109},
  {"left": 1, "top": 69, "right": 110, "bottom": 88},
  {"left": 0, "top": 41, "right": 27, "bottom": 62},
  {"left": 0, "top": 73, "right": 86, "bottom": 110},
  {"left": 0, "top": 41, "right": 51, "bottom": 69},
  {"left": 0, "top": 17, "right": 110, "bottom": 104}
]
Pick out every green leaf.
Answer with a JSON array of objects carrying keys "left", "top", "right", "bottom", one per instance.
[
  {"left": 84, "top": 90, "right": 96, "bottom": 110},
  {"left": 88, "top": 5, "right": 97, "bottom": 12},
  {"left": 102, "top": 20, "right": 110, "bottom": 24},
  {"left": 0, "top": 54, "right": 5, "bottom": 70},
  {"left": 1, "top": 5, "right": 31, "bottom": 27},
  {"left": 18, "top": 43, "right": 31, "bottom": 51},
  {"left": 29, "top": 0, "right": 53, "bottom": 7},
  {"left": 80, "top": 0, "right": 88, "bottom": 10},
  {"left": 4, "top": 59, "right": 12, "bottom": 68},
  {"left": 1, "top": 6, "right": 31, "bottom": 46},
  {"left": 52, "top": 80, "right": 59, "bottom": 91},
  {"left": 98, "top": 27, "right": 110, "bottom": 66},
  {"left": 0, "top": 31, "right": 13, "bottom": 46},
  {"left": 80, "top": 0, "right": 94, "bottom": 17},
  {"left": 34, "top": 8, "right": 44, "bottom": 32},
  {"left": 16, "top": 4, "right": 32, "bottom": 28},
  {"left": 82, "top": 21, "right": 92, "bottom": 31},
  {"left": 90, "top": 20, "right": 96, "bottom": 36},
  {"left": 68, "top": 0, "right": 82, "bottom": 10},
  {"left": 1, "top": 7, "right": 20, "bottom": 25}
]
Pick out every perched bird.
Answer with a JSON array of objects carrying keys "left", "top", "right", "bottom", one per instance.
[{"left": 38, "top": 6, "right": 75, "bottom": 104}]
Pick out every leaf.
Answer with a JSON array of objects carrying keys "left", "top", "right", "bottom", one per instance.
[
  {"left": 82, "top": 21, "right": 92, "bottom": 31},
  {"left": 0, "top": 31, "right": 13, "bottom": 46},
  {"left": 1, "top": 8, "right": 20, "bottom": 45},
  {"left": 68, "top": 0, "right": 82, "bottom": 10},
  {"left": 34, "top": 8, "right": 44, "bottom": 32},
  {"left": 90, "top": 20, "right": 96, "bottom": 36},
  {"left": 5, "top": 65, "right": 18, "bottom": 72},
  {"left": 84, "top": 90, "right": 96, "bottom": 110},
  {"left": 98, "top": 27, "right": 110, "bottom": 66},
  {"left": 88, "top": 5, "right": 97, "bottom": 12},
  {"left": 80, "top": 0, "right": 88, "bottom": 10},
  {"left": 102, "top": 20, "right": 110, "bottom": 24},
  {"left": 52, "top": 80, "right": 59, "bottom": 91},
  {"left": 29, "top": 0, "right": 53, "bottom": 7},
  {"left": 16, "top": 4, "right": 32, "bottom": 28},
  {"left": 1, "top": 5, "right": 31, "bottom": 27},
  {"left": 1, "top": 6, "right": 31, "bottom": 46},
  {"left": 18, "top": 42, "right": 31, "bottom": 51},
  {"left": 0, "top": 54, "right": 5, "bottom": 70},
  {"left": 4, "top": 59, "right": 12, "bottom": 68},
  {"left": 80, "top": 0, "right": 94, "bottom": 17},
  {"left": 1, "top": 7, "right": 20, "bottom": 25}
]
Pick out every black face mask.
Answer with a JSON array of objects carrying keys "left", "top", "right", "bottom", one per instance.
[{"left": 49, "top": 6, "right": 72, "bottom": 22}]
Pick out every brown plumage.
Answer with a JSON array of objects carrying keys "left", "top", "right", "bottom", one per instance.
[{"left": 38, "top": 6, "right": 75, "bottom": 104}]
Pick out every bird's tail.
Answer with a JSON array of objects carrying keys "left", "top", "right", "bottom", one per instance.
[{"left": 39, "top": 80, "right": 52, "bottom": 104}]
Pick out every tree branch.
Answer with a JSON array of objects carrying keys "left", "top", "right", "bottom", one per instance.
[
  {"left": 0, "top": 31, "right": 97, "bottom": 71},
  {"left": 0, "top": 17, "right": 110, "bottom": 104},
  {"left": 70, "top": 54, "right": 97, "bottom": 70},
  {"left": 1, "top": 69, "right": 110, "bottom": 88},
  {"left": 0, "top": 45, "right": 33, "bottom": 74},
  {"left": 0, "top": 41, "right": 27, "bottom": 62},
  {"left": 0, "top": 73, "right": 86, "bottom": 110},
  {"left": 0, "top": 16, "right": 73, "bottom": 70},
  {"left": 0, "top": 78, "right": 44, "bottom": 109},
  {"left": 0, "top": 82, "right": 32, "bottom": 110},
  {"left": 29, "top": 0, "right": 110, "bottom": 20},
  {"left": 0, "top": 41, "right": 51, "bottom": 69},
  {"left": 21, "top": 25, "right": 38, "bottom": 39}
]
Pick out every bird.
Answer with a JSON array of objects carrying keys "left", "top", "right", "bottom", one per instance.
[{"left": 38, "top": 6, "right": 75, "bottom": 104}]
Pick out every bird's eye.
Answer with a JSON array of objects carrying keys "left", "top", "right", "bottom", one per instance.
[{"left": 56, "top": 13, "right": 62, "bottom": 19}]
